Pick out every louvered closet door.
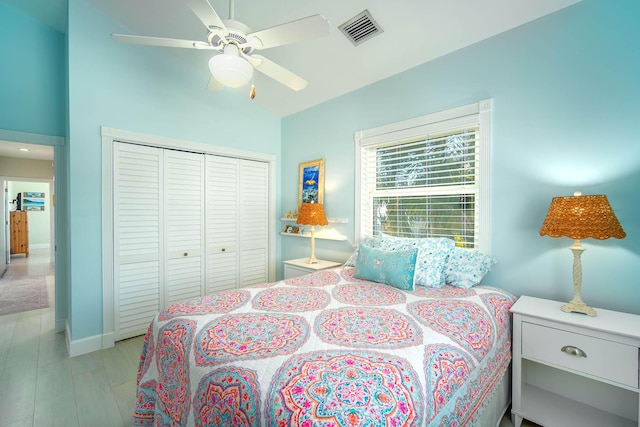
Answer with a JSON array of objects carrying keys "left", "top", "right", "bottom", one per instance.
[
  {"left": 114, "top": 143, "right": 163, "bottom": 340},
  {"left": 239, "top": 160, "right": 269, "bottom": 286},
  {"left": 164, "top": 150, "right": 205, "bottom": 306},
  {"left": 205, "top": 156, "right": 239, "bottom": 293}
]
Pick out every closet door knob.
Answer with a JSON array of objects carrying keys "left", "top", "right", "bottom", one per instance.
[
  {"left": 561, "top": 345, "right": 587, "bottom": 358},
  {"left": 221, "top": 248, "right": 226, "bottom": 252},
  {"left": 183, "top": 252, "right": 188, "bottom": 257}
]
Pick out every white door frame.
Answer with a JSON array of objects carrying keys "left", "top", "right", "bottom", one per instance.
[{"left": 2, "top": 179, "right": 7, "bottom": 273}]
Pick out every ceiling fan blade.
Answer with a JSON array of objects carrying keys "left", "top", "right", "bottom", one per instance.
[
  {"left": 111, "top": 34, "right": 214, "bottom": 50},
  {"left": 206, "top": 75, "right": 224, "bottom": 91},
  {"left": 185, "top": 0, "right": 227, "bottom": 33},
  {"left": 244, "top": 14, "right": 329, "bottom": 50},
  {"left": 251, "top": 55, "right": 307, "bottom": 91}
]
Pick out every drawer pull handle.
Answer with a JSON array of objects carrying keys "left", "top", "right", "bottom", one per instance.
[{"left": 561, "top": 345, "right": 587, "bottom": 358}]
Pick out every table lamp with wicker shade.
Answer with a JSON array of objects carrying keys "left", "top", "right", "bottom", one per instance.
[
  {"left": 296, "top": 202, "right": 329, "bottom": 264},
  {"left": 539, "top": 192, "right": 626, "bottom": 316}
]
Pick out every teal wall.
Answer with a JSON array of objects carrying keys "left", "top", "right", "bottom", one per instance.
[
  {"left": 0, "top": 2, "right": 65, "bottom": 135},
  {"left": 66, "top": 0, "right": 281, "bottom": 341},
  {"left": 281, "top": 0, "right": 640, "bottom": 315},
  {"left": 2, "top": 0, "right": 282, "bottom": 344},
  {"left": 3, "top": 0, "right": 639, "bottom": 349},
  {"left": 0, "top": 2, "right": 68, "bottom": 332}
]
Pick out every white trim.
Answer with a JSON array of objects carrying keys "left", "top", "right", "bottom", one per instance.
[
  {"left": 29, "top": 244, "right": 50, "bottom": 249},
  {"left": 66, "top": 318, "right": 103, "bottom": 357},
  {"left": 268, "top": 159, "right": 277, "bottom": 282},
  {"left": 356, "top": 102, "right": 482, "bottom": 146},
  {"left": 354, "top": 136, "right": 363, "bottom": 246},
  {"left": 478, "top": 99, "right": 493, "bottom": 253},
  {"left": 101, "top": 127, "right": 277, "bottom": 348},
  {"left": 102, "top": 331, "right": 115, "bottom": 350},
  {"left": 100, "top": 127, "right": 275, "bottom": 163},
  {"left": 354, "top": 99, "right": 492, "bottom": 252},
  {"left": 65, "top": 320, "right": 70, "bottom": 355},
  {"left": 101, "top": 132, "right": 115, "bottom": 347}
]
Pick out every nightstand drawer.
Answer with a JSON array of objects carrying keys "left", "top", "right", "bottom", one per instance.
[{"left": 522, "top": 321, "right": 639, "bottom": 388}]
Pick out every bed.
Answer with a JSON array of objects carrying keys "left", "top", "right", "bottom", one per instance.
[{"left": 133, "top": 251, "right": 516, "bottom": 426}]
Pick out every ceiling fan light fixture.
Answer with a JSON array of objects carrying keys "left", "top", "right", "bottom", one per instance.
[{"left": 208, "top": 44, "right": 253, "bottom": 88}]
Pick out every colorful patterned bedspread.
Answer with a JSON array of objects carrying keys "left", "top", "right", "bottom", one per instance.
[{"left": 133, "top": 267, "right": 516, "bottom": 426}]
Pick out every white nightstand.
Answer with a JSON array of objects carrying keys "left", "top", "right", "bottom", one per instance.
[
  {"left": 283, "top": 258, "right": 342, "bottom": 279},
  {"left": 511, "top": 296, "right": 640, "bottom": 427}
]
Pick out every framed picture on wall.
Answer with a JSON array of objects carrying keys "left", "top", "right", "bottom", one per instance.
[
  {"left": 21, "top": 192, "right": 45, "bottom": 211},
  {"left": 298, "top": 158, "right": 324, "bottom": 206}
]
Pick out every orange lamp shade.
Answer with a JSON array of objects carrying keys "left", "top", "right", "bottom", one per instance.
[
  {"left": 296, "top": 203, "right": 328, "bottom": 226},
  {"left": 539, "top": 194, "right": 625, "bottom": 240}
]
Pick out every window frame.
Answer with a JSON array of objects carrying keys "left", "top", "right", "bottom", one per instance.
[{"left": 354, "top": 99, "right": 493, "bottom": 253}]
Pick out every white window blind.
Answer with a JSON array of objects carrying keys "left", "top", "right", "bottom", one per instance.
[{"left": 355, "top": 100, "right": 492, "bottom": 251}]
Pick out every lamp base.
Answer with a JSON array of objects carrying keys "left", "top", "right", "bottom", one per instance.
[
  {"left": 306, "top": 226, "right": 319, "bottom": 264},
  {"left": 560, "top": 241, "right": 596, "bottom": 317},
  {"left": 561, "top": 300, "right": 596, "bottom": 317}
]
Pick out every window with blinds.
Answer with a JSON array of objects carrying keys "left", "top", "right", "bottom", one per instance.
[{"left": 355, "top": 100, "right": 492, "bottom": 251}]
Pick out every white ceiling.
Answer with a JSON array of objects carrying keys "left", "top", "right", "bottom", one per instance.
[
  {"left": 3, "top": 0, "right": 581, "bottom": 159},
  {"left": 0, "top": 141, "right": 54, "bottom": 161},
  {"left": 86, "top": 0, "right": 580, "bottom": 117}
]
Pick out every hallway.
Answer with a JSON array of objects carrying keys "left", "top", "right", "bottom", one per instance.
[
  {"left": 0, "top": 248, "right": 143, "bottom": 426},
  {"left": 0, "top": 249, "right": 54, "bottom": 316}
]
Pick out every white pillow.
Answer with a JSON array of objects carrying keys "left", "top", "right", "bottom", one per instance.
[{"left": 444, "top": 247, "right": 496, "bottom": 288}]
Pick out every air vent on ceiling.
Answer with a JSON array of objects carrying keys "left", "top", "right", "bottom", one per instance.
[{"left": 339, "top": 10, "right": 383, "bottom": 46}]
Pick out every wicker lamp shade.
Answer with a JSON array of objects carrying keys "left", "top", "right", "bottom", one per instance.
[
  {"left": 539, "top": 192, "right": 625, "bottom": 317},
  {"left": 296, "top": 203, "right": 329, "bottom": 226},
  {"left": 539, "top": 194, "right": 626, "bottom": 240}
]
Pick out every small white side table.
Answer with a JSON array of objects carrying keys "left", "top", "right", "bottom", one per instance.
[
  {"left": 283, "top": 258, "right": 342, "bottom": 279},
  {"left": 511, "top": 296, "right": 640, "bottom": 427}
]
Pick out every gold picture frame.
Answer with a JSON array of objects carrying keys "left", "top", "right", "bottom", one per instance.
[{"left": 298, "top": 158, "right": 325, "bottom": 206}]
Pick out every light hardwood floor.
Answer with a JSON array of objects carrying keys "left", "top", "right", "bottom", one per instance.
[
  {"left": 0, "top": 249, "right": 535, "bottom": 427},
  {"left": 0, "top": 249, "right": 144, "bottom": 426}
]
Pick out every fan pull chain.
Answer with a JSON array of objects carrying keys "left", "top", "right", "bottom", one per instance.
[{"left": 250, "top": 84, "right": 256, "bottom": 99}]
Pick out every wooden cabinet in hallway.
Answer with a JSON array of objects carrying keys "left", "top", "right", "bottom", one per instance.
[{"left": 10, "top": 210, "right": 29, "bottom": 257}]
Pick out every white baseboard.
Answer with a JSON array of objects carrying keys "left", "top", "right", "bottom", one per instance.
[
  {"left": 29, "top": 243, "right": 51, "bottom": 249},
  {"left": 102, "top": 332, "right": 115, "bottom": 350},
  {"left": 65, "top": 320, "right": 71, "bottom": 355},
  {"left": 66, "top": 320, "right": 104, "bottom": 357}
]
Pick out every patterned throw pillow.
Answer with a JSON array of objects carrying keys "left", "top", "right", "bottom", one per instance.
[
  {"left": 346, "top": 235, "right": 454, "bottom": 288},
  {"left": 379, "top": 236, "right": 454, "bottom": 288},
  {"left": 444, "top": 247, "right": 497, "bottom": 288},
  {"left": 353, "top": 244, "right": 418, "bottom": 291}
]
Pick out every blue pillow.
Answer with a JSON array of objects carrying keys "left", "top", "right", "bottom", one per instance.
[
  {"left": 444, "top": 247, "right": 496, "bottom": 288},
  {"left": 346, "top": 236, "right": 454, "bottom": 288},
  {"left": 353, "top": 244, "right": 417, "bottom": 291},
  {"left": 372, "top": 235, "right": 454, "bottom": 288}
]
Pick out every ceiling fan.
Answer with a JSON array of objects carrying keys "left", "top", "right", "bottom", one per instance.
[{"left": 111, "top": 0, "right": 330, "bottom": 92}]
